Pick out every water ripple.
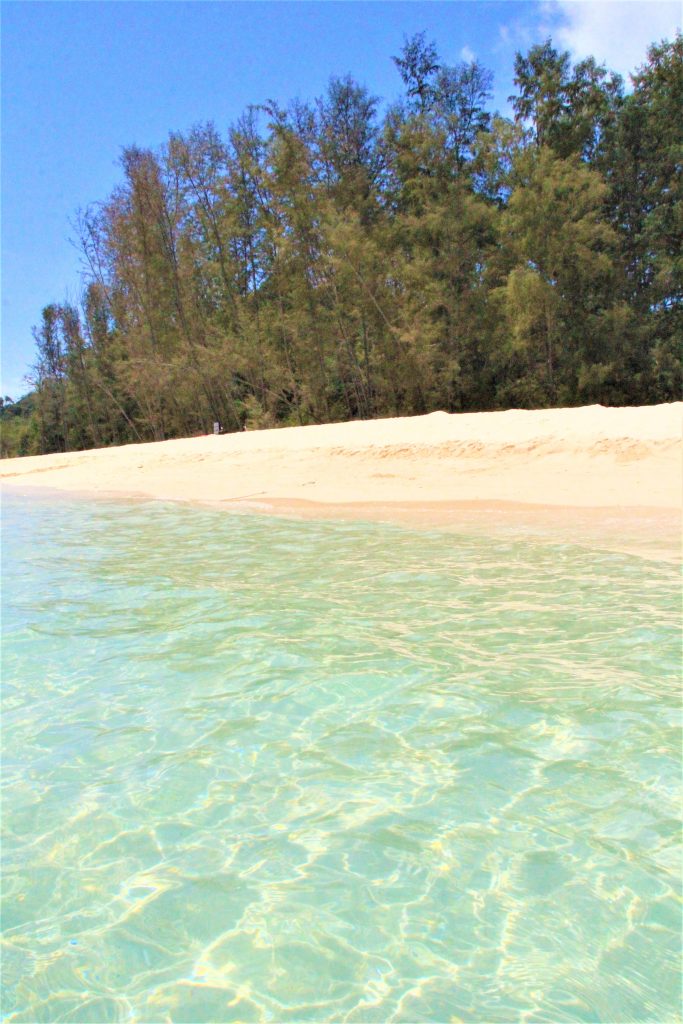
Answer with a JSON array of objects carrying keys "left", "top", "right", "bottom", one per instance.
[{"left": 1, "top": 493, "right": 680, "bottom": 1022}]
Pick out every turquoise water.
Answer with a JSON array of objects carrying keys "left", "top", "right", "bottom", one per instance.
[{"left": 1, "top": 491, "right": 681, "bottom": 1024}]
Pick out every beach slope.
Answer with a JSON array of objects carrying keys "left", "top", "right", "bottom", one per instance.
[{"left": 2, "top": 403, "right": 681, "bottom": 554}]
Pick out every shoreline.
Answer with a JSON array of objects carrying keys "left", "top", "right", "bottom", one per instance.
[
  {"left": 6, "top": 485, "right": 678, "bottom": 562},
  {"left": 2, "top": 403, "right": 681, "bottom": 560}
]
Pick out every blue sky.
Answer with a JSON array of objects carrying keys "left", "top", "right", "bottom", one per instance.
[{"left": 2, "top": 1, "right": 680, "bottom": 399}]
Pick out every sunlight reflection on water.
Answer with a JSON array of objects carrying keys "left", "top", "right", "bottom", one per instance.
[{"left": 1, "top": 492, "right": 681, "bottom": 1022}]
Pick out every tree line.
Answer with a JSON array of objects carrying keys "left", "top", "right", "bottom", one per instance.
[{"left": 3, "top": 32, "right": 681, "bottom": 457}]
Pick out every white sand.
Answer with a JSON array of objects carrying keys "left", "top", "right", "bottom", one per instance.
[{"left": 3, "top": 403, "right": 681, "bottom": 556}]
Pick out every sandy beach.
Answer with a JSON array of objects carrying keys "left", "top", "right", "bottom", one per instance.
[{"left": 2, "top": 403, "right": 681, "bottom": 557}]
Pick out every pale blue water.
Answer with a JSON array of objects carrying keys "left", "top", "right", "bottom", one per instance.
[{"left": 1, "top": 491, "right": 681, "bottom": 1023}]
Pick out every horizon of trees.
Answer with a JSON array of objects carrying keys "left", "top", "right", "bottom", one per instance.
[{"left": 3, "top": 32, "right": 681, "bottom": 458}]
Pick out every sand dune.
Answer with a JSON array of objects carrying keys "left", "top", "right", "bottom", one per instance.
[{"left": 2, "top": 403, "right": 681, "bottom": 557}]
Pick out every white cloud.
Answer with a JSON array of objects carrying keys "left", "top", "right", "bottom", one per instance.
[
  {"left": 548, "top": 1, "right": 681, "bottom": 80},
  {"left": 460, "top": 44, "right": 476, "bottom": 63}
]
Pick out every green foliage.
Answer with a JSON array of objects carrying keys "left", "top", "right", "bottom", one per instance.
[
  {"left": 0, "top": 394, "right": 40, "bottom": 457},
  {"left": 511, "top": 39, "right": 623, "bottom": 160},
  {"left": 601, "top": 34, "right": 683, "bottom": 400},
  {"left": 492, "top": 147, "right": 619, "bottom": 404},
  {"left": 14, "top": 33, "right": 682, "bottom": 458}
]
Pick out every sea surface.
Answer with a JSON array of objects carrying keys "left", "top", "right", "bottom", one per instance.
[{"left": 2, "top": 491, "right": 681, "bottom": 1023}]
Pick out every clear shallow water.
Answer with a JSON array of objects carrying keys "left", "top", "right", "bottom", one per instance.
[{"left": 1, "top": 491, "right": 680, "bottom": 1024}]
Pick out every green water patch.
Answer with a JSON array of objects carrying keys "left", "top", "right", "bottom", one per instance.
[{"left": 2, "top": 492, "right": 681, "bottom": 1022}]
